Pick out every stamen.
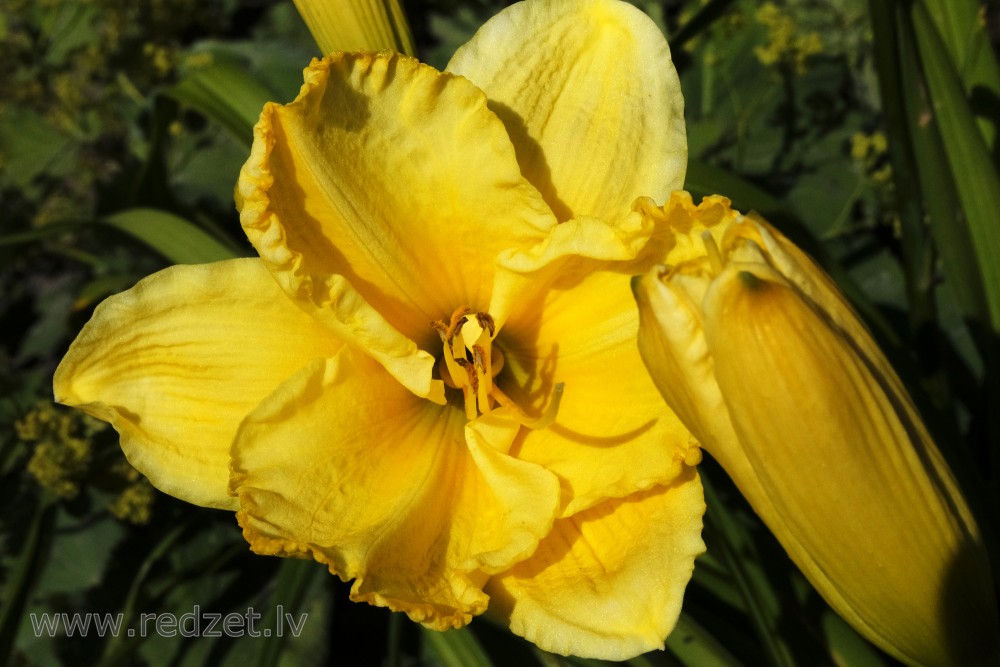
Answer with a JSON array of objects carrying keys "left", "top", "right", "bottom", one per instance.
[
  {"left": 430, "top": 319, "right": 449, "bottom": 341},
  {"left": 492, "top": 383, "right": 564, "bottom": 430},
  {"left": 476, "top": 312, "right": 495, "bottom": 337},
  {"left": 455, "top": 358, "right": 478, "bottom": 420},
  {"left": 702, "top": 230, "right": 724, "bottom": 276},
  {"left": 472, "top": 344, "right": 491, "bottom": 412},
  {"left": 448, "top": 306, "right": 471, "bottom": 338},
  {"left": 432, "top": 306, "right": 554, "bottom": 424}
]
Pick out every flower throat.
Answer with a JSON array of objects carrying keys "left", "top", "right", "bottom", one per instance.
[{"left": 431, "top": 306, "right": 562, "bottom": 426}]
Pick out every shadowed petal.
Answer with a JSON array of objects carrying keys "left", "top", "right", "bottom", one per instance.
[
  {"left": 237, "top": 52, "right": 556, "bottom": 352},
  {"left": 501, "top": 269, "right": 697, "bottom": 516},
  {"left": 448, "top": 0, "right": 685, "bottom": 222}
]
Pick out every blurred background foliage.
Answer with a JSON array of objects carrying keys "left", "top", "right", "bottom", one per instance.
[{"left": 1, "top": 0, "right": 999, "bottom": 665}]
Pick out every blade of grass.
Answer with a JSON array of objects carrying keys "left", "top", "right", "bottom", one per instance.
[
  {"left": 911, "top": 1, "right": 1000, "bottom": 333},
  {"left": 166, "top": 55, "right": 276, "bottom": 146},
  {"left": 103, "top": 208, "right": 241, "bottom": 264},
  {"left": 920, "top": 0, "right": 1000, "bottom": 149},
  {"left": 386, "top": 613, "right": 403, "bottom": 667},
  {"left": 96, "top": 523, "right": 189, "bottom": 667},
  {"left": 0, "top": 501, "right": 57, "bottom": 666},
  {"left": 876, "top": 0, "right": 989, "bottom": 328},
  {"left": 255, "top": 559, "right": 322, "bottom": 667},
  {"left": 668, "top": 0, "right": 738, "bottom": 51},
  {"left": 422, "top": 626, "right": 493, "bottom": 667},
  {"left": 866, "top": 0, "right": 935, "bottom": 331},
  {"left": 701, "top": 476, "right": 796, "bottom": 667},
  {"left": 821, "top": 610, "right": 889, "bottom": 667},
  {"left": 0, "top": 222, "right": 81, "bottom": 246},
  {"left": 666, "top": 612, "right": 744, "bottom": 666}
]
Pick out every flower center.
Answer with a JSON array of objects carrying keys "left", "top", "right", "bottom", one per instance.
[{"left": 431, "top": 306, "right": 516, "bottom": 420}]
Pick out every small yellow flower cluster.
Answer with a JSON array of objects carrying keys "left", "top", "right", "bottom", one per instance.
[
  {"left": 143, "top": 42, "right": 176, "bottom": 77},
  {"left": 107, "top": 462, "right": 155, "bottom": 525},
  {"left": 17, "top": 402, "right": 101, "bottom": 499},
  {"left": 754, "top": 2, "right": 823, "bottom": 75},
  {"left": 851, "top": 130, "right": 893, "bottom": 185},
  {"left": 17, "top": 402, "right": 155, "bottom": 523}
]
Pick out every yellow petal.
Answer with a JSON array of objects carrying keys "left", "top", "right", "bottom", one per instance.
[
  {"left": 292, "top": 0, "right": 415, "bottom": 55},
  {"left": 230, "top": 347, "right": 560, "bottom": 630},
  {"left": 501, "top": 268, "right": 698, "bottom": 516},
  {"left": 489, "top": 213, "right": 651, "bottom": 325},
  {"left": 704, "top": 266, "right": 999, "bottom": 667},
  {"left": 448, "top": 0, "right": 686, "bottom": 222},
  {"left": 486, "top": 470, "right": 705, "bottom": 660},
  {"left": 238, "top": 52, "right": 556, "bottom": 353},
  {"left": 633, "top": 266, "right": 769, "bottom": 516},
  {"left": 52, "top": 259, "right": 341, "bottom": 509}
]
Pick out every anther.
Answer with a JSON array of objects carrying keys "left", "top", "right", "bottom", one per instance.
[
  {"left": 476, "top": 312, "right": 495, "bottom": 337},
  {"left": 432, "top": 306, "right": 538, "bottom": 422}
]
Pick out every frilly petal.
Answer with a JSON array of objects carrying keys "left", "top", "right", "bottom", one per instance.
[
  {"left": 230, "top": 347, "right": 560, "bottom": 630},
  {"left": 237, "top": 52, "right": 555, "bottom": 355},
  {"left": 486, "top": 470, "right": 705, "bottom": 660}
]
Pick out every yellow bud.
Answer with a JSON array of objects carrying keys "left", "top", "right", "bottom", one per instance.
[
  {"left": 292, "top": 0, "right": 414, "bottom": 56},
  {"left": 634, "top": 192, "right": 999, "bottom": 667}
]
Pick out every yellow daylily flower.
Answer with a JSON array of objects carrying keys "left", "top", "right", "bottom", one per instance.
[
  {"left": 633, "top": 192, "right": 1000, "bottom": 667},
  {"left": 54, "top": 0, "right": 705, "bottom": 659}
]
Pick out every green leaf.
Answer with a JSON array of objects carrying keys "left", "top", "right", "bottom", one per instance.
[
  {"left": 0, "top": 222, "right": 79, "bottom": 246},
  {"left": 867, "top": 0, "right": 939, "bottom": 362},
  {"left": 701, "top": 474, "right": 796, "bottom": 667},
  {"left": 0, "top": 108, "right": 76, "bottom": 191},
  {"left": 869, "top": 0, "right": 987, "bottom": 328},
  {"left": 0, "top": 503, "right": 56, "bottom": 666},
  {"left": 669, "top": 0, "right": 738, "bottom": 51},
  {"left": 102, "top": 208, "right": 240, "bottom": 264},
  {"left": 95, "top": 523, "right": 190, "bottom": 667},
  {"left": 167, "top": 53, "right": 277, "bottom": 146},
  {"left": 36, "top": 512, "right": 124, "bottom": 596},
  {"left": 684, "top": 160, "right": 783, "bottom": 219},
  {"left": 920, "top": 0, "right": 1000, "bottom": 150},
  {"left": 666, "top": 613, "right": 743, "bottom": 666},
  {"left": 911, "top": 2, "right": 1000, "bottom": 332},
  {"left": 41, "top": 3, "right": 100, "bottom": 64},
  {"left": 422, "top": 626, "right": 494, "bottom": 667},
  {"left": 821, "top": 610, "right": 889, "bottom": 667},
  {"left": 255, "top": 559, "right": 324, "bottom": 667}
]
